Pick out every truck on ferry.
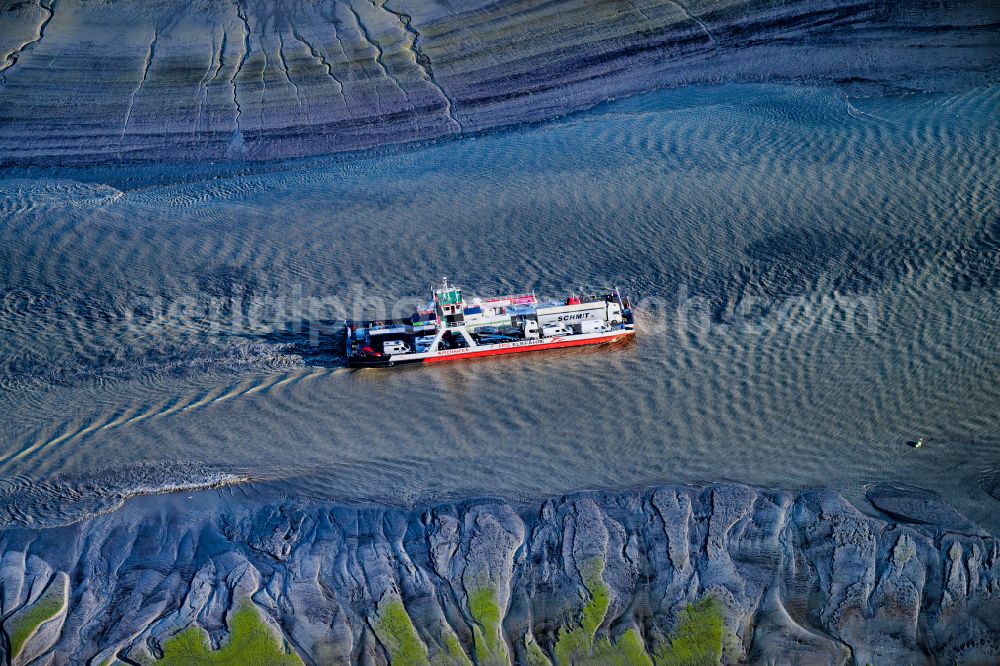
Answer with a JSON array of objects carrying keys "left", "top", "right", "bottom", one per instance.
[{"left": 345, "top": 279, "right": 634, "bottom": 368}]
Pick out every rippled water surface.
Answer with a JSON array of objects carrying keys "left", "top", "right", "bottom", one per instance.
[{"left": 2, "top": 84, "right": 998, "bottom": 530}]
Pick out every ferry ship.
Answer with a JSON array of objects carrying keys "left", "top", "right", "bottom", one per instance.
[{"left": 346, "top": 279, "right": 634, "bottom": 367}]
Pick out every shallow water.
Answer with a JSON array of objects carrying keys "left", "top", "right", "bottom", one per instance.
[{"left": 1, "top": 83, "right": 998, "bottom": 531}]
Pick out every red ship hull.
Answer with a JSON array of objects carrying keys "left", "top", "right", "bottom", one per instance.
[{"left": 421, "top": 332, "right": 629, "bottom": 363}]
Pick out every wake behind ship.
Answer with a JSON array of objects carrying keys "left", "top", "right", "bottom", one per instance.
[{"left": 346, "top": 279, "right": 635, "bottom": 367}]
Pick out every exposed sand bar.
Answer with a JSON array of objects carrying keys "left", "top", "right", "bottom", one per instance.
[
  {"left": 0, "top": 0, "right": 997, "bottom": 165},
  {"left": 1, "top": 481, "right": 997, "bottom": 664}
]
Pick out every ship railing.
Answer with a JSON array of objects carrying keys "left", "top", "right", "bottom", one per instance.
[{"left": 480, "top": 293, "right": 536, "bottom": 304}]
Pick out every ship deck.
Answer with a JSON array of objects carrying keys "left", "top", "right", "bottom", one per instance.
[{"left": 346, "top": 287, "right": 633, "bottom": 365}]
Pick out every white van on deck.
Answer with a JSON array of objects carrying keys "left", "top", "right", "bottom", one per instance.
[
  {"left": 577, "top": 320, "right": 612, "bottom": 335},
  {"left": 541, "top": 323, "right": 573, "bottom": 337},
  {"left": 383, "top": 340, "right": 412, "bottom": 355}
]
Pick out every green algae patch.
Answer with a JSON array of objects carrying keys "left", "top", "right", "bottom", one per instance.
[
  {"left": 577, "top": 558, "right": 611, "bottom": 641},
  {"left": 557, "top": 627, "right": 654, "bottom": 666},
  {"left": 653, "top": 597, "right": 726, "bottom": 666},
  {"left": 6, "top": 586, "right": 66, "bottom": 660},
  {"left": 467, "top": 586, "right": 510, "bottom": 665},
  {"left": 554, "top": 626, "right": 589, "bottom": 665},
  {"left": 154, "top": 603, "right": 303, "bottom": 666},
  {"left": 524, "top": 633, "right": 553, "bottom": 666},
  {"left": 553, "top": 556, "right": 618, "bottom": 665},
  {"left": 550, "top": 558, "right": 656, "bottom": 665},
  {"left": 430, "top": 624, "right": 472, "bottom": 666},
  {"left": 590, "top": 629, "right": 655, "bottom": 666},
  {"left": 372, "top": 599, "right": 430, "bottom": 666}
]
